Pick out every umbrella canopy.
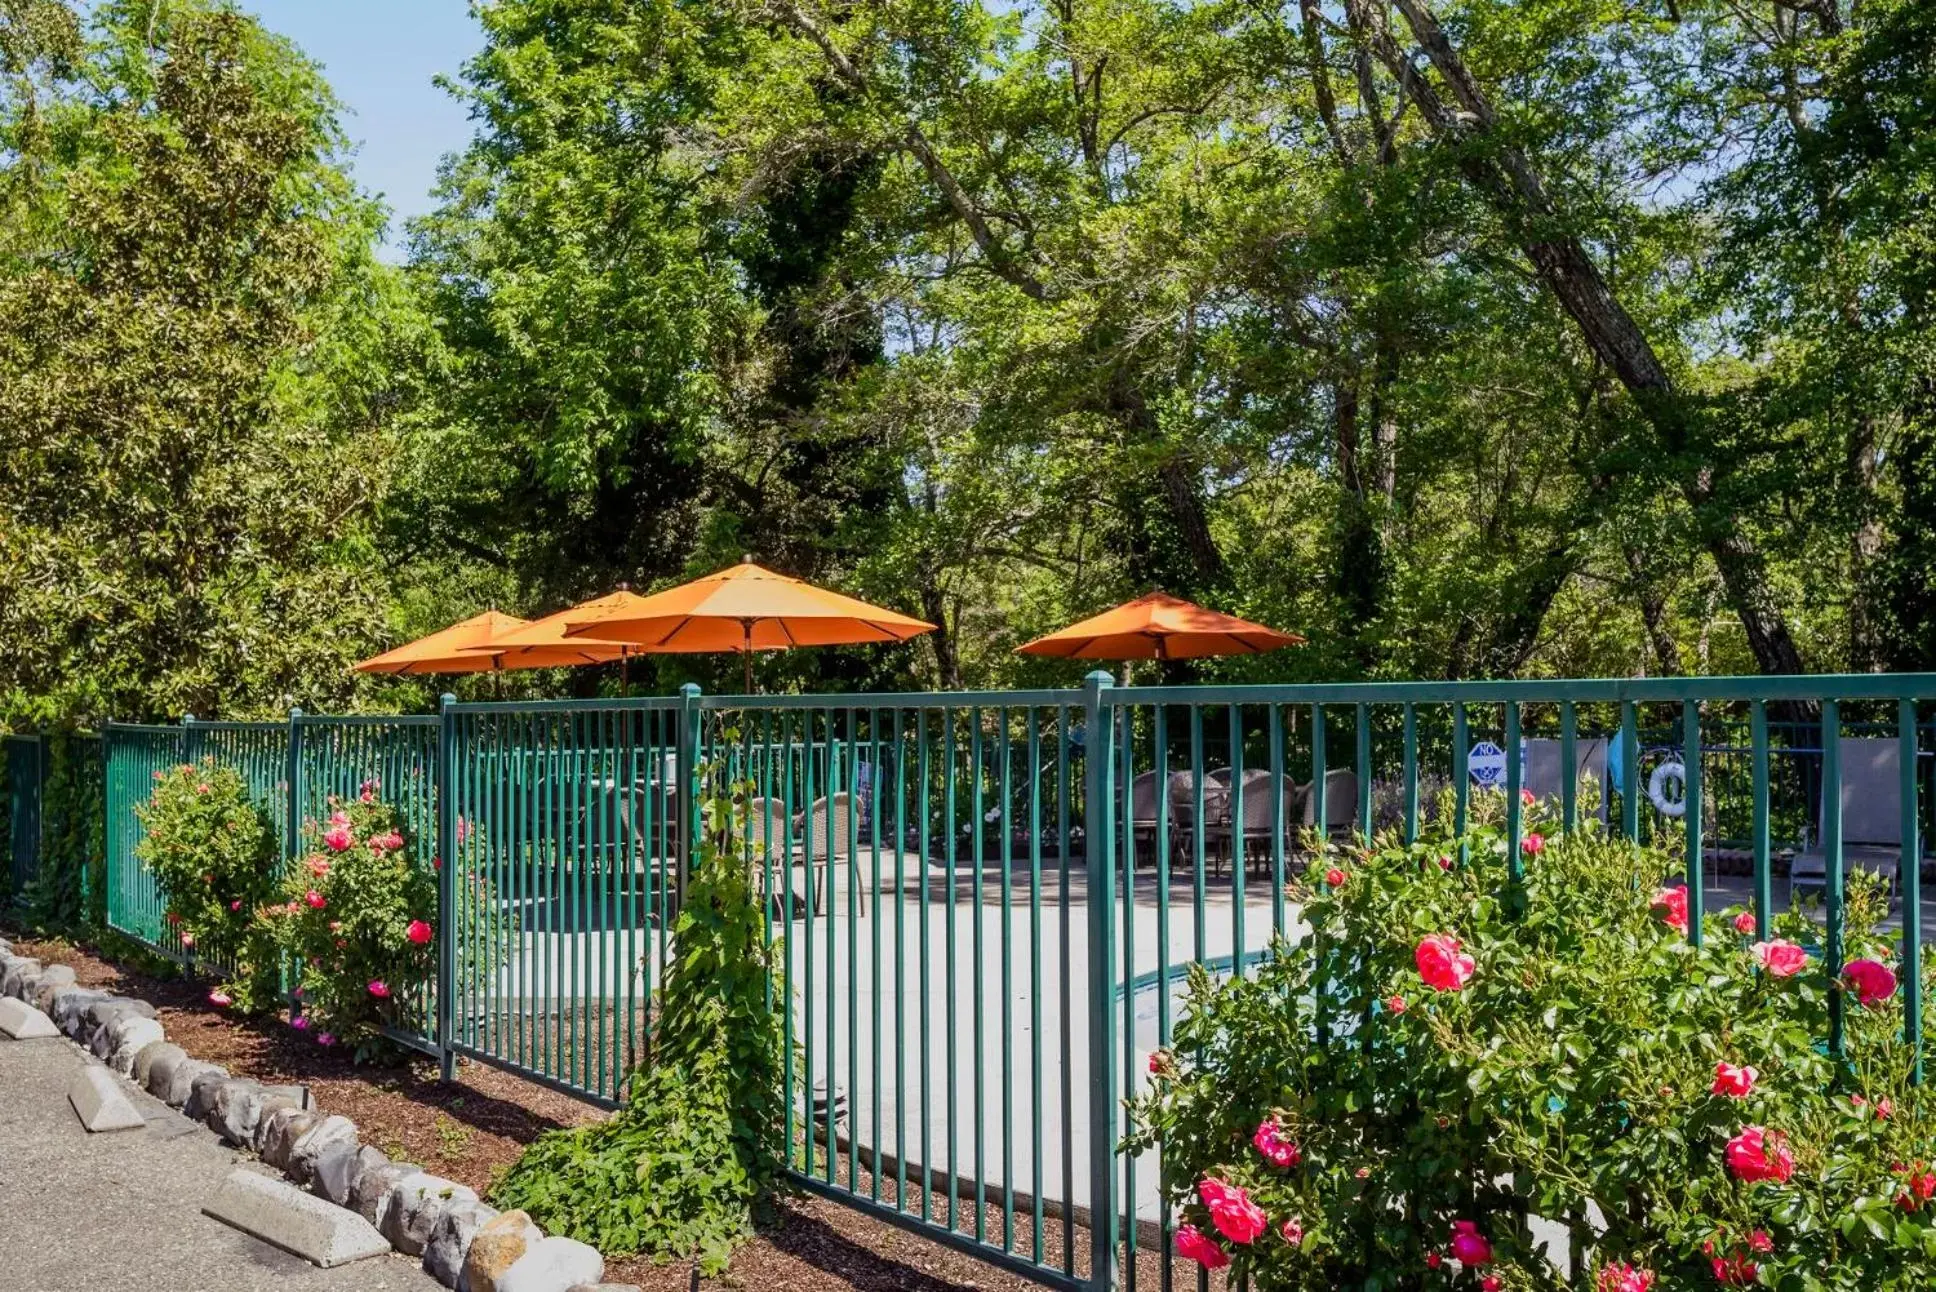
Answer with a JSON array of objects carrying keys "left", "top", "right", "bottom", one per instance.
[
  {"left": 563, "top": 562, "right": 935, "bottom": 652},
  {"left": 1015, "top": 591, "right": 1305, "bottom": 661},
  {"left": 562, "top": 561, "right": 935, "bottom": 690},
  {"left": 457, "top": 590, "right": 652, "bottom": 666},
  {"left": 353, "top": 610, "right": 629, "bottom": 675}
]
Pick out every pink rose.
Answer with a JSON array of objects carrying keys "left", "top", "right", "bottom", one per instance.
[
  {"left": 1199, "top": 1177, "right": 1267, "bottom": 1245},
  {"left": 322, "top": 825, "right": 354, "bottom": 852},
  {"left": 1252, "top": 1118, "right": 1301, "bottom": 1169},
  {"left": 291, "top": 1015, "right": 310, "bottom": 1031},
  {"left": 368, "top": 980, "right": 391, "bottom": 999},
  {"left": 1878, "top": 1097, "right": 1894, "bottom": 1120},
  {"left": 1711, "top": 1062, "right": 1757, "bottom": 1099},
  {"left": 406, "top": 919, "right": 434, "bottom": 946},
  {"left": 1712, "top": 1250, "right": 1758, "bottom": 1285},
  {"left": 1482, "top": 1278, "right": 1501, "bottom": 1292},
  {"left": 1732, "top": 910, "right": 1757, "bottom": 936},
  {"left": 1521, "top": 832, "right": 1544, "bottom": 856},
  {"left": 1748, "top": 1230, "right": 1773, "bottom": 1255},
  {"left": 1386, "top": 994, "right": 1407, "bottom": 1015},
  {"left": 1280, "top": 1217, "right": 1303, "bottom": 1246},
  {"left": 316, "top": 1032, "right": 336, "bottom": 1047},
  {"left": 1520, "top": 787, "right": 1536, "bottom": 807},
  {"left": 229, "top": 899, "right": 242, "bottom": 912},
  {"left": 1844, "top": 958, "right": 1898, "bottom": 1007},
  {"left": 208, "top": 989, "right": 231, "bottom": 1008},
  {"left": 1725, "top": 1126, "right": 1795, "bottom": 1184},
  {"left": 1753, "top": 939, "right": 1807, "bottom": 978},
  {"left": 327, "top": 810, "right": 350, "bottom": 827},
  {"left": 1652, "top": 884, "right": 1688, "bottom": 932},
  {"left": 1449, "top": 1220, "right": 1492, "bottom": 1266},
  {"left": 1427, "top": 1252, "right": 1442, "bottom": 1269},
  {"left": 305, "top": 890, "right": 326, "bottom": 910},
  {"left": 307, "top": 856, "right": 330, "bottom": 878},
  {"left": 1175, "top": 1224, "right": 1228, "bottom": 1269},
  {"left": 1324, "top": 866, "right": 1346, "bottom": 887},
  {"left": 180, "top": 933, "right": 195, "bottom": 949},
  {"left": 1437, "top": 854, "right": 1453, "bottom": 871},
  {"left": 1597, "top": 1264, "right": 1656, "bottom": 1292},
  {"left": 1416, "top": 934, "right": 1475, "bottom": 992}
]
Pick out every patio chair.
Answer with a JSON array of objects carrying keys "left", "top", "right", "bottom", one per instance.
[
  {"left": 1522, "top": 737, "right": 1610, "bottom": 822},
  {"left": 1789, "top": 738, "right": 1904, "bottom": 904},
  {"left": 1129, "top": 771, "right": 1199, "bottom": 865},
  {"left": 1205, "top": 769, "right": 1307, "bottom": 875},
  {"left": 745, "top": 795, "right": 813, "bottom": 919},
  {"left": 800, "top": 792, "right": 866, "bottom": 915},
  {"left": 1301, "top": 768, "right": 1360, "bottom": 840}
]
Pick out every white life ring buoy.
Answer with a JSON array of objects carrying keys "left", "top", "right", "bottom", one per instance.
[{"left": 1648, "top": 760, "right": 1688, "bottom": 817}]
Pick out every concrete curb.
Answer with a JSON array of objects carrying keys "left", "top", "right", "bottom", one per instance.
[
  {"left": 67, "top": 1061, "right": 147, "bottom": 1133},
  {"left": 0, "top": 997, "right": 60, "bottom": 1040},
  {"left": 202, "top": 1168, "right": 392, "bottom": 1269}
]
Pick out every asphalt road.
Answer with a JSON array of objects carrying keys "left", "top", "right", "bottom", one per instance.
[{"left": 0, "top": 1033, "right": 439, "bottom": 1292}]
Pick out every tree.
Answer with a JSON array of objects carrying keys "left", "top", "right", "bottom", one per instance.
[{"left": 0, "top": 0, "right": 420, "bottom": 724}]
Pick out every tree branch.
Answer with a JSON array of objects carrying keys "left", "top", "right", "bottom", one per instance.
[{"left": 767, "top": 0, "right": 1051, "bottom": 301}]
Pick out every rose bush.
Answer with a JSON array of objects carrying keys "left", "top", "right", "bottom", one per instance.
[
  {"left": 134, "top": 759, "right": 282, "bottom": 1010},
  {"left": 273, "top": 786, "right": 437, "bottom": 1061},
  {"left": 1126, "top": 795, "right": 1936, "bottom": 1289}
]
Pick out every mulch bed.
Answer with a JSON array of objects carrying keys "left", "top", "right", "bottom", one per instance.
[{"left": 4, "top": 929, "right": 1177, "bottom": 1291}]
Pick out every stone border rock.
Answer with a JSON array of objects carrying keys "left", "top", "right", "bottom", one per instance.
[{"left": 0, "top": 936, "right": 627, "bottom": 1292}]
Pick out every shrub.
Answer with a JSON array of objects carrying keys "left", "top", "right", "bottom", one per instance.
[
  {"left": 490, "top": 766, "right": 788, "bottom": 1275},
  {"left": 134, "top": 759, "right": 282, "bottom": 1009},
  {"left": 272, "top": 785, "right": 437, "bottom": 1061},
  {"left": 1127, "top": 801, "right": 1936, "bottom": 1290}
]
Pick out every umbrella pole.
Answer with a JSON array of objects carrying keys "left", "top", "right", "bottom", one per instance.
[{"left": 743, "top": 620, "right": 754, "bottom": 695}]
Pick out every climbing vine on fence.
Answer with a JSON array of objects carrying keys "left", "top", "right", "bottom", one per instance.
[{"left": 490, "top": 756, "right": 789, "bottom": 1274}]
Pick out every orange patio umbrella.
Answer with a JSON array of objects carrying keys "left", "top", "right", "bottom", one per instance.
[
  {"left": 458, "top": 589, "right": 653, "bottom": 671},
  {"left": 1016, "top": 591, "right": 1304, "bottom": 674},
  {"left": 562, "top": 560, "right": 935, "bottom": 692},
  {"left": 353, "top": 610, "right": 631, "bottom": 675}
]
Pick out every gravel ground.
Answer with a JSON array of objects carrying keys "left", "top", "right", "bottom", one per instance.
[{"left": 7, "top": 933, "right": 1184, "bottom": 1292}]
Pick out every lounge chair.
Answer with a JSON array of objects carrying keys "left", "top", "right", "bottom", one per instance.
[
  {"left": 1790, "top": 738, "right": 1904, "bottom": 904},
  {"left": 1522, "top": 737, "right": 1610, "bottom": 822}
]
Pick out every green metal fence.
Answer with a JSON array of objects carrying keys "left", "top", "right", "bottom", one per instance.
[
  {"left": 88, "top": 673, "right": 1936, "bottom": 1289},
  {"left": 103, "top": 724, "right": 189, "bottom": 952},
  {"left": 5, "top": 734, "right": 44, "bottom": 905}
]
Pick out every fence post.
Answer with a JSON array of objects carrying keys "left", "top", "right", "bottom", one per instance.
[
  {"left": 285, "top": 709, "right": 304, "bottom": 865},
  {"left": 181, "top": 713, "right": 200, "bottom": 766},
  {"left": 436, "top": 692, "right": 458, "bottom": 1082},
  {"left": 677, "top": 682, "right": 703, "bottom": 914},
  {"left": 1081, "top": 670, "right": 1118, "bottom": 1292}
]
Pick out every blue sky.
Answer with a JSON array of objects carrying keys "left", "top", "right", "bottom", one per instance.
[{"left": 241, "top": 1, "right": 484, "bottom": 256}]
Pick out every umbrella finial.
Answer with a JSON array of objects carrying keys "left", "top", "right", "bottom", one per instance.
[
  {"left": 741, "top": 553, "right": 753, "bottom": 565},
  {"left": 617, "top": 581, "right": 630, "bottom": 592}
]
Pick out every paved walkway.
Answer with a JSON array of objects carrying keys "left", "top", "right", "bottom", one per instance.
[{"left": 0, "top": 1035, "right": 437, "bottom": 1292}]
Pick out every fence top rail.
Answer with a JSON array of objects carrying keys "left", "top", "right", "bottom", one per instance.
[
  {"left": 296, "top": 714, "right": 439, "bottom": 729},
  {"left": 698, "top": 689, "right": 1077, "bottom": 711},
  {"left": 443, "top": 696, "right": 685, "bottom": 716},
  {"left": 180, "top": 719, "right": 288, "bottom": 733},
  {"left": 1105, "top": 674, "right": 1936, "bottom": 707},
  {"left": 102, "top": 722, "right": 188, "bottom": 736}
]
